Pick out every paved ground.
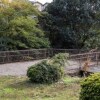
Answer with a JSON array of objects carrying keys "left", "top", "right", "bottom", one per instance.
[
  {"left": 0, "top": 60, "right": 42, "bottom": 76},
  {"left": 0, "top": 60, "right": 99, "bottom": 76},
  {"left": 0, "top": 60, "right": 80, "bottom": 76}
]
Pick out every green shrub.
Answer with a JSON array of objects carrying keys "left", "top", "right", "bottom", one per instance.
[
  {"left": 80, "top": 73, "right": 100, "bottom": 100},
  {"left": 51, "top": 53, "right": 69, "bottom": 67},
  {"left": 27, "top": 53, "right": 68, "bottom": 83},
  {"left": 27, "top": 60, "right": 63, "bottom": 83}
]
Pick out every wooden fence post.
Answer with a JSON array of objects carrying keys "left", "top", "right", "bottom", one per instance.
[{"left": 96, "top": 53, "right": 99, "bottom": 66}]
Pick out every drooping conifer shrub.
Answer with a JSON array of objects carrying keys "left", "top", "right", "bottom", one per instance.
[{"left": 27, "top": 53, "right": 69, "bottom": 83}]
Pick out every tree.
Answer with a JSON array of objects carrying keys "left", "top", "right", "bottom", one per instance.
[
  {"left": 39, "top": 0, "right": 100, "bottom": 49},
  {"left": 0, "top": 0, "right": 50, "bottom": 51},
  {"left": 84, "top": 12, "right": 100, "bottom": 49}
]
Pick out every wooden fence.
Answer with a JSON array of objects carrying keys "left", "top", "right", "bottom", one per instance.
[
  {"left": 0, "top": 49, "right": 86, "bottom": 64},
  {"left": 69, "top": 52, "right": 100, "bottom": 68}
]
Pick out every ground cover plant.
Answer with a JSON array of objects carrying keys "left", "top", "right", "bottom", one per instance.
[{"left": 0, "top": 76, "right": 80, "bottom": 100}]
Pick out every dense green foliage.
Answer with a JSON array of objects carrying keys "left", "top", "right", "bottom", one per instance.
[
  {"left": 27, "top": 53, "right": 68, "bottom": 83},
  {"left": 85, "top": 12, "right": 100, "bottom": 49},
  {"left": 0, "top": 0, "right": 50, "bottom": 51},
  {"left": 80, "top": 73, "right": 100, "bottom": 100},
  {"left": 39, "top": 0, "right": 100, "bottom": 49},
  {"left": 51, "top": 53, "right": 69, "bottom": 67},
  {"left": 27, "top": 60, "right": 64, "bottom": 83}
]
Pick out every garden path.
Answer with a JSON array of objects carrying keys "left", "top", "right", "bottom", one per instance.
[
  {"left": 0, "top": 60, "right": 99, "bottom": 76},
  {"left": 0, "top": 60, "right": 42, "bottom": 76},
  {"left": 0, "top": 60, "right": 79, "bottom": 76}
]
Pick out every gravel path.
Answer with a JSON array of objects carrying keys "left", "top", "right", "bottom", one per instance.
[
  {"left": 0, "top": 60, "right": 79, "bottom": 76},
  {"left": 0, "top": 60, "right": 99, "bottom": 76},
  {"left": 0, "top": 60, "right": 42, "bottom": 76}
]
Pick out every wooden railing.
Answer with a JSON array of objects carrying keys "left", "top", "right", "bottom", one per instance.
[
  {"left": 0, "top": 48, "right": 98, "bottom": 64},
  {"left": 0, "top": 48, "right": 83, "bottom": 64},
  {"left": 69, "top": 52, "right": 100, "bottom": 68}
]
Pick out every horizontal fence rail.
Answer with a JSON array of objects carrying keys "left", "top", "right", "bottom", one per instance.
[
  {"left": 1, "top": 48, "right": 99, "bottom": 64},
  {"left": 70, "top": 52, "right": 100, "bottom": 61},
  {"left": 0, "top": 48, "right": 87, "bottom": 64},
  {"left": 69, "top": 52, "right": 100, "bottom": 69}
]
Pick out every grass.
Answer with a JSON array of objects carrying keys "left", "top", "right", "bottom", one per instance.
[{"left": 0, "top": 76, "right": 80, "bottom": 100}]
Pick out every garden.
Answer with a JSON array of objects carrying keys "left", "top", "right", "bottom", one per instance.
[
  {"left": 0, "top": 0, "right": 100, "bottom": 100},
  {"left": 0, "top": 53, "right": 100, "bottom": 100},
  {"left": 0, "top": 53, "right": 81, "bottom": 100}
]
